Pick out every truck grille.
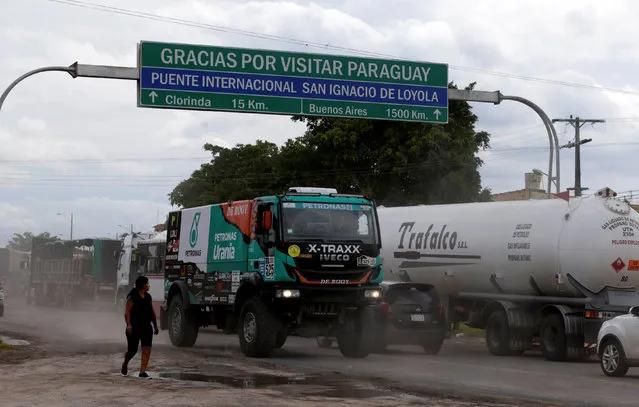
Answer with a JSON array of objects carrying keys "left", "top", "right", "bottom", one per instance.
[{"left": 284, "top": 263, "right": 381, "bottom": 284}]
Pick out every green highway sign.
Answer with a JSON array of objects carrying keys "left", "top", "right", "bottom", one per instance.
[{"left": 137, "top": 41, "right": 449, "bottom": 123}]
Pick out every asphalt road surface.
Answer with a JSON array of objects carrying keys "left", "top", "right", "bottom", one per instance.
[{"left": 2, "top": 300, "right": 638, "bottom": 407}]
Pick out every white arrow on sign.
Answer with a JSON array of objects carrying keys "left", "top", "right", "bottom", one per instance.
[
  {"left": 149, "top": 91, "right": 158, "bottom": 102},
  {"left": 434, "top": 109, "right": 441, "bottom": 119}
]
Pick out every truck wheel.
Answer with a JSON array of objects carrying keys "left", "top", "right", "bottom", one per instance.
[
  {"left": 168, "top": 294, "right": 199, "bottom": 347},
  {"left": 540, "top": 314, "right": 567, "bottom": 362},
  {"left": 485, "top": 310, "right": 521, "bottom": 356},
  {"left": 337, "top": 306, "right": 376, "bottom": 358},
  {"left": 34, "top": 285, "right": 45, "bottom": 306},
  {"left": 0, "top": 306, "right": 4, "bottom": 317},
  {"left": 599, "top": 337, "right": 630, "bottom": 377},
  {"left": 274, "top": 329, "right": 287, "bottom": 349},
  {"left": 422, "top": 332, "right": 445, "bottom": 355},
  {"left": 317, "top": 336, "right": 333, "bottom": 348},
  {"left": 238, "top": 296, "right": 278, "bottom": 358},
  {"left": 373, "top": 332, "right": 387, "bottom": 353},
  {"left": 115, "top": 290, "right": 127, "bottom": 313}
]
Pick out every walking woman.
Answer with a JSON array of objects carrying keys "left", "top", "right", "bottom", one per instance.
[{"left": 121, "top": 275, "right": 159, "bottom": 378}]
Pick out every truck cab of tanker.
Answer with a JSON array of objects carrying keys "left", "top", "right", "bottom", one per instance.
[{"left": 161, "top": 186, "right": 384, "bottom": 359}]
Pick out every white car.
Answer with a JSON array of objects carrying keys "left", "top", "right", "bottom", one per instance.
[{"left": 597, "top": 306, "right": 639, "bottom": 377}]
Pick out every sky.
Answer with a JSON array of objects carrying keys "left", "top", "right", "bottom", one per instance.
[{"left": 1, "top": 0, "right": 639, "bottom": 244}]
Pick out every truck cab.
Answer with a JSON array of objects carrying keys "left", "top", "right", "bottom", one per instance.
[
  {"left": 114, "top": 232, "right": 155, "bottom": 311},
  {"left": 160, "top": 187, "right": 384, "bottom": 358}
]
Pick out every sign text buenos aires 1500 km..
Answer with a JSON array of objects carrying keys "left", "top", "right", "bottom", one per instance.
[{"left": 137, "top": 41, "right": 449, "bottom": 123}]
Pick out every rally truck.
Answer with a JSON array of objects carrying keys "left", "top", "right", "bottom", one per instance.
[{"left": 159, "top": 187, "right": 384, "bottom": 358}]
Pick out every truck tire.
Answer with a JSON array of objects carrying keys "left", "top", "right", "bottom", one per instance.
[
  {"left": 540, "top": 313, "right": 567, "bottom": 362},
  {"left": 168, "top": 294, "right": 199, "bottom": 347},
  {"left": 599, "top": 337, "right": 630, "bottom": 377},
  {"left": 373, "top": 332, "right": 387, "bottom": 353},
  {"left": 115, "top": 290, "right": 127, "bottom": 313},
  {"left": 337, "top": 306, "right": 376, "bottom": 358},
  {"left": 0, "top": 306, "right": 4, "bottom": 317},
  {"left": 485, "top": 310, "right": 521, "bottom": 356},
  {"left": 422, "top": 332, "right": 445, "bottom": 355},
  {"left": 274, "top": 330, "right": 287, "bottom": 349},
  {"left": 238, "top": 296, "right": 278, "bottom": 358}
]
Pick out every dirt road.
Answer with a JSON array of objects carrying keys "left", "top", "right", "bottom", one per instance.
[{"left": 0, "top": 301, "right": 565, "bottom": 407}]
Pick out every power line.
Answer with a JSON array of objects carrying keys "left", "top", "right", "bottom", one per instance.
[
  {"left": 44, "top": 0, "right": 639, "bottom": 96},
  {"left": 0, "top": 148, "right": 557, "bottom": 188}
]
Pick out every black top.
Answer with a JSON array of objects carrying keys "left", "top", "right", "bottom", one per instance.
[{"left": 128, "top": 292, "right": 153, "bottom": 331}]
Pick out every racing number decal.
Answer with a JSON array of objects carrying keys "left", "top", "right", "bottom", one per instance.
[{"left": 265, "top": 257, "right": 275, "bottom": 280}]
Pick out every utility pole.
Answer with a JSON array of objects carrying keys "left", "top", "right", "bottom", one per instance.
[{"left": 552, "top": 115, "right": 604, "bottom": 197}]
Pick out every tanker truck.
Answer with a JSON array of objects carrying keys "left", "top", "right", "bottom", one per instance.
[{"left": 378, "top": 186, "right": 639, "bottom": 362}]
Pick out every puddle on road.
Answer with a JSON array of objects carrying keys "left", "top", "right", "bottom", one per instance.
[
  {"left": 160, "top": 372, "right": 304, "bottom": 386},
  {"left": 0, "top": 335, "right": 31, "bottom": 347},
  {"left": 158, "top": 371, "right": 393, "bottom": 399}
]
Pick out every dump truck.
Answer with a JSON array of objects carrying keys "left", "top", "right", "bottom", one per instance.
[
  {"left": 160, "top": 187, "right": 384, "bottom": 358},
  {"left": 378, "top": 186, "right": 639, "bottom": 362},
  {"left": 26, "top": 237, "right": 122, "bottom": 308}
]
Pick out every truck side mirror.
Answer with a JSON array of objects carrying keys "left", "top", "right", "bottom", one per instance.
[
  {"left": 630, "top": 306, "right": 639, "bottom": 317},
  {"left": 261, "top": 211, "right": 273, "bottom": 231}
]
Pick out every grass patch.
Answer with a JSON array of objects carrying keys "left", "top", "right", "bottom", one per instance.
[
  {"left": 457, "top": 323, "right": 485, "bottom": 338},
  {"left": 0, "top": 340, "right": 17, "bottom": 350}
]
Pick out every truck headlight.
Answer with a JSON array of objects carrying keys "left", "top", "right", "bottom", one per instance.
[
  {"left": 275, "top": 289, "right": 300, "bottom": 299},
  {"left": 365, "top": 289, "right": 381, "bottom": 299}
]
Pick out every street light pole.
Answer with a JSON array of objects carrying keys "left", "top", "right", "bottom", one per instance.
[{"left": 57, "top": 212, "right": 74, "bottom": 240}]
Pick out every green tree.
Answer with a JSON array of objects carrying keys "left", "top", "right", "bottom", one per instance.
[
  {"left": 285, "top": 81, "right": 490, "bottom": 206},
  {"left": 6, "top": 231, "right": 59, "bottom": 251},
  {"left": 169, "top": 140, "right": 282, "bottom": 207},
  {"left": 168, "top": 81, "right": 492, "bottom": 208}
]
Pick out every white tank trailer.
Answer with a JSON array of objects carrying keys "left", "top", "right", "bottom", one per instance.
[{"left": 378, "top": 187, "right": 639, "bottom": 361}]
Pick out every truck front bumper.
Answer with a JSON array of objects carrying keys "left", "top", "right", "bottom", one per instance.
[{"left": 269, "top": 284, "right": 382, "bottom": 308}]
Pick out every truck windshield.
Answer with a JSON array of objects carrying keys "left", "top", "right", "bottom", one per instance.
[{"left": 281, "top": 202, "right": 379, "bottom": 245}]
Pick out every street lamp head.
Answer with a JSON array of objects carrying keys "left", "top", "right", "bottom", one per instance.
[{"left": 532, "top": 169, "right": 544, "bottom": 176}]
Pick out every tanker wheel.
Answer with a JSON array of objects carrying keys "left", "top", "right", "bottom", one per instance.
[
  {"left": 317, "top": 336, "right": 333, "bottom": 348},
  {"left": 485, "top": 310, "right": 522, "bottom": 356},
  {"left": 540, "top": 313, "right": 568, "bottom": 362}
]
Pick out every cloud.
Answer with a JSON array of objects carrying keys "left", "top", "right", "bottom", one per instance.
[{"left": 1, "top": 0, "right": 638, "bottom": 244}]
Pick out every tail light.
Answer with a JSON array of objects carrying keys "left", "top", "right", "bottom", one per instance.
[
  {"left": 379, "top": 301, "right": 391, "bottom": 314},
  {"left": 439, "top": 304, "right": 445, "bottom": 316},
  {"left": 585, "top": 311, "right": 602, "bottom": 319}
]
